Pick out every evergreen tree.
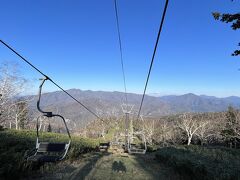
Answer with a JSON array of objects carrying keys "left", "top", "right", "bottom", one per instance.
[
  {"left": 47, "top": 123, "right": 52, "bottom": 132},
  {"left": 17, "top": 101, "right": 28, "bottom": 130},
  {"left": 212, "top": 9, "right": 240, "bottom": 56},
  {"left": 222, "top": 106, "right": 239, "bottom": 148}
]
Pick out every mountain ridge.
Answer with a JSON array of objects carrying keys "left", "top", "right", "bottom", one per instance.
[{"left": 28, "top": 89, "right": 240, "bottom": 127}]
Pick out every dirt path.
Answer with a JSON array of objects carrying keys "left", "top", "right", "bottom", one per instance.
[{"left": 27, "top": 152, "right": 179, "bottom": 180}]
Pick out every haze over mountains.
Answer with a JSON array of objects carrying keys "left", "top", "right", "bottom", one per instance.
[{"left": 28, "top": 89, "right": 240, "bottom": 126}]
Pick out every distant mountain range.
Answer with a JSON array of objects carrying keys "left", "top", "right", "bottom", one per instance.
[{"left": 28, "top": 89, "right": 240, "bottom": 126}]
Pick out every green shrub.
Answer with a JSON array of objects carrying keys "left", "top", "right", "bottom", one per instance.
[
  {"left": 0, "top": 129, "right": 99, "bottom": 179},
  {"left": 147, "top": 144, "right": 159, "bottom": 152},
  {"left": 155, "top": 145, "right": 240, "bottom": 180}
]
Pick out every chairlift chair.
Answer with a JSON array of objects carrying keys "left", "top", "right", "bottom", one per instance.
[
  {"left": 27, "top": 77, "right": 71, "bottom": 163},
  {"left": 99, "top": 142, "right": 110, "bottom": 151},
  {"left": 121, "top": 104, "right": 147, "bottom": 154},
  {"left": 127, "top": 131, "right": 147, "bottom": 154}
]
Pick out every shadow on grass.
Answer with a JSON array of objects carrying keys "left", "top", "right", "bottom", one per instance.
[
  {"left": 112, "top": 160, "right": 127, "bottom": 172},
  {"left": 69, "top": 152, "right": 111, "bottom": 180}
]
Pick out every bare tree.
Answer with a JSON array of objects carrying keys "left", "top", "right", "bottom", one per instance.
[
  {"left": 235, "top": 112, "right": 240, "bottom": 138},
  {"left": 153, "top": 118, "right": 177, "bottom": 146},
  {"left": 195, "top": 114, "right": 213, "bottom": 146},
  {"left": 37, "top": 116, "right": 49, "bottom": 132},
  {"left": 222, "top": 106, "right": 240, "bottom": 148},
  {"left": 0, "top": 61, "right": 28, "bottom": 125},
  {"left": 177, "top": 113, "right": 206, "bottom": 145},
  {"left": 195, "top": 113, "right": 225, "bottom": 146},
  {"left": 95, "top": 107, "right": 120, "bottom": 139},
  {"left": 141, "top": 117, "right": 155, "bottom": 145},
  {"left": 7, "top": 97, "right": 34, "bottom": 129}
]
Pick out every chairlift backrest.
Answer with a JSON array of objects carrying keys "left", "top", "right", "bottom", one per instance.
[{"left": 37, "top": 142, "right": 67, "bottom": 152}]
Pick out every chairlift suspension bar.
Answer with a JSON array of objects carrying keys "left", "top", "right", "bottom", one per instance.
[
  {"left": 37, "top": 77, "right": 71, "bottom": 139},
  {"left": 37, "top": 77, "right": 52, "bottom": 116},
  {"left": 124, "top": 112, "right": 129, "bottom": 151}
]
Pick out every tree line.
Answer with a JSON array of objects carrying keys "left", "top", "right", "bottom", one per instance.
[
  {"left": 83, "top": 106, "right": 240, "bottom": 149},
  {"left": 1, "top": 61, "right": 240, "bottom": 149}
]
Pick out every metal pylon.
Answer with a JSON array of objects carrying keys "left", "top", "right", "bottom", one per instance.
[{"left": 121, "top": 104, "right": 134, "bottom": 152}]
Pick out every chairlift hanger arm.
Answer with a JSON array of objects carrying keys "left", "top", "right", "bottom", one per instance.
[
  {"left": 37, "top": 77, "right": 71, "bottom": 139},
  {"left": 37, "top": 76, "right": 52, "bottom": 116}
]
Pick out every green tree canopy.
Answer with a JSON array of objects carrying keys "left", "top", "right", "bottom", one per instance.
[{"left": 212, "top": 12, "right": 240, "bottom": 56}]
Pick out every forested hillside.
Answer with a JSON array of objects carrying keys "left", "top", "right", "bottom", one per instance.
[{"left": 25, "top": 90, "right": 240, "bottom": 128}]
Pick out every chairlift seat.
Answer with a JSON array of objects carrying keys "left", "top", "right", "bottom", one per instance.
[
  {"left": 128, "top": 148, "right": 146, "bottom": 154},
  {"left": 111, "top": 141, "right": 119, "bottom": 146},
  {"left": 99, "top": 142, "right": 110, "bottom": 149},
  {"left": 37, "top": 142, "right": 66, "bottom": 152},
  {"left": 27, "top": 142, "right": 70, "bottom": 163},
  {"left": 99, "top": 142, "right": 110, "bottom": 151},
  {"left": 127, "top": 132, "right": 147, "bottom": 155},
  {"left": 128, "top": 143, "right": 146, "bottom": 154}
]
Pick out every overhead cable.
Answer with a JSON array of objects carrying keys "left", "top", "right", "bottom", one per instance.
[
  {"left": 114, "top": 0, "right": 128, "bottom": 105},
  {"left": 136, "top": 0, "right": 169, "bottom": 120}
]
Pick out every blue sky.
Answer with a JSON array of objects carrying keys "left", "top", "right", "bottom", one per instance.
[{"left": 0, "top": 0, "right": 240, "bottom": 97}]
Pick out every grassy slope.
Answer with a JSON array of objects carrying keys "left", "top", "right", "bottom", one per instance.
[
  {"left": 155, "top": 145, "right": 240, "bottom": 180},
  {"left": 27, "top": 152, "right": 179, "bottom": 180},
  {"left": 0, "top": 129, "right": 99, "bottom": 179},
  {"left": 1, "top": 129, "right": 240, "bottom": 180}
]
